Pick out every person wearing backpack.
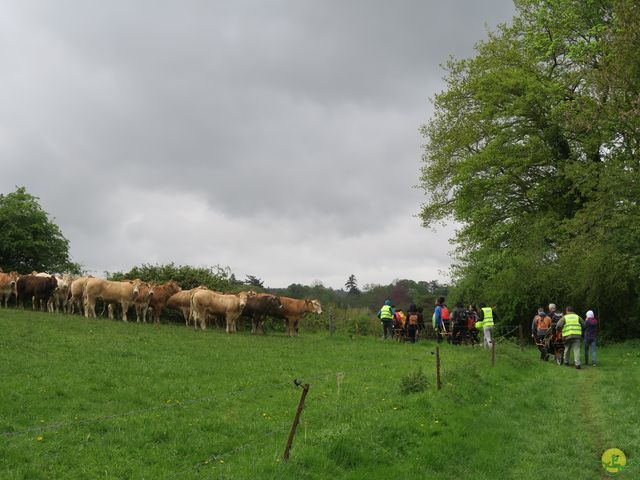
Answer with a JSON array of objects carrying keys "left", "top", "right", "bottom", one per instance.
[
  {"left": 394, "top": 308, "right": 407, "bottom": 338},
  {"left": 467, "top": 303, "right": 479, "bottom": 345},
  {"left": 441, "top": 301, "right": 451, "bottom": 343},
  {"left": 548, "top": 303, "right": 563, "bottom": 329},
  {"left": 531, "top": 307, "right": 552, "bottom": 359},
  {"left": 584, "top": 310, "right": 598, "bottom": 367},
  {"left": 433, "top": 297, "right": 446, "bottom": 343},
  {"left": 406, "top": 304, "right": 420, "bottom": 344}
]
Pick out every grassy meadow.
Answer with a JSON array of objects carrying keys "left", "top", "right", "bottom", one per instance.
[{"left": 0, "top": 309, "right": 637, "bottom": 479}]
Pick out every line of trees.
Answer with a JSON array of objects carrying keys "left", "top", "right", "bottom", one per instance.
[{"left": 420, "top": 0, "right": 640, "bottom": 338}]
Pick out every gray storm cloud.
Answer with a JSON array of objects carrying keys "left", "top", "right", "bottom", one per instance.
[{"left": 0, "top": 0, "right": 515, "bottom": 287}]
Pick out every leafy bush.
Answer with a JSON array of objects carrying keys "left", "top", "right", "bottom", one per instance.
[{"left": 106, "top": 263, "right": 236, "bottom": 291}]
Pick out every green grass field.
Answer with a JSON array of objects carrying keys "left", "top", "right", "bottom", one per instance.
[{"left": 0, "top": 309, "right": 637, "bottom": 479}]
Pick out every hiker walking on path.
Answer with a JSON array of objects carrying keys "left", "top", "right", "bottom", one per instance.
[
  {"left": 467, "top": 304, "right": 479, "bottom": 344},
  {"left": 532, "top": 307, "right": 552, "bottom": 359},
  {"left": 433, "top": 297, "right": 447, "bottom": 343},
  {"left": 548, "top": 303, "right": 563, "bottom": 328},
  {"left": 451, "top": 301, "right": 466, "bottom": 345},
  {"left": 406, "top": 304, "right": 420, "bottom": 344},
  {"left": 377, "top": 300, "right": 395, "bottom": 340},
  {"left": 478, "top": 303, "right": 495, "bottom": 349},
  {"left": 584, "top": 310, "right": 598, "bottom": 367},
  {"left": 557, "top": 306, "right": 585, "bottom": 368}
]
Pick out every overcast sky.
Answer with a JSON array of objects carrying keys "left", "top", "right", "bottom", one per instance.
[{"left": 0, "top": 0, "right": 515, "bottom": 288}]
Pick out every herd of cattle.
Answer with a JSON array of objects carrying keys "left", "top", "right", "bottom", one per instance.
[{"left": 0, "top": 270, "right": 322, "bottom": 336}]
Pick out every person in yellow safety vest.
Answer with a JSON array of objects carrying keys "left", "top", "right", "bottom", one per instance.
[
  {"left": 478, "top": 302, "right": 495, "bottom": 349},
  {"left": 377, "top": 300, "right": 395, "bottom": 340},
  {"left": 556, "top": 306, "right": 585, "bottom": 369}
]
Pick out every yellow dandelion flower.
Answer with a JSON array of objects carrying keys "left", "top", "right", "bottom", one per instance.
[
  {"left": 36, "top": 436, "right": 44, "bottom": 441},
  {"left": 219, "top": 459, "right": 224, "bottom": 464}
]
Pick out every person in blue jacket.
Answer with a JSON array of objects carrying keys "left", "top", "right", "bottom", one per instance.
[{"left": 433, "top": 297, "right": 446, "bottom": 343}]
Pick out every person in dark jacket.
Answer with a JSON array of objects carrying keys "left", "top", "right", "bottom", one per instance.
[
  {"left": 467, "top": 304, "right": 479, "bottom": 345},
  {"left": 416, "top": 306, "right": 425, "bottom": 334},
  {"left": 406, "top": 304, "right": 420, "bottom": 343},
  {"left": 450, "top": 301, "right": 467, "bottom": 345},
  {"left": 584, "top": 310, "right": 598, "bottom": 367}
]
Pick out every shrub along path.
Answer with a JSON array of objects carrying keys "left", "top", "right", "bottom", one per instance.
[{"left": 0, "top": 309, "right": 637, "bottom": 479}]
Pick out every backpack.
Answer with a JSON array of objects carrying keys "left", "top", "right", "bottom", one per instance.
[
  {"left": 536, "top": 315, "right": 551, "bottom": 330},
  {"left": 441, "top": 306, "right": 450, "bottom": 321},
  {"left": 408, "top": 314, "right": 419, "bottom": 325}
]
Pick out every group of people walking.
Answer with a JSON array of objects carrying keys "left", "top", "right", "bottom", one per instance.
[
  {"left": 377, "top": 300, "right": 425, "bottom": 343},
  {"left": 376, "top": 296, "right": 497, "bottom": 347},
  {"left": 531, "top": 303, "right": 599, "bottom": 368},
  {"left": 433, "top": 297, "right": 496, "bottom": 348}
]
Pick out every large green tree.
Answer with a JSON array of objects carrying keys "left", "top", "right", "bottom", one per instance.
[
  {"left": 420, "top": 0, "right": 640, "bottom": 336},
  {"left": 0, "top": 187, "right": 79, "bottom": 273}
]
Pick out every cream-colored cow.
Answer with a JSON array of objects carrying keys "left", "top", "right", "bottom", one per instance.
[
  {"left": 83, "top": 278, "right": 142, "bottom": 322},
  {"left": 190, "top": 289, "right": 254, "bottom": 333},
  {"left": 68, "top": 276, "right": 93, "bottom": 315}
]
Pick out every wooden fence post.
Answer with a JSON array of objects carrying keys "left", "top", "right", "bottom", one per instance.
[
  {"left": 518, "top": 324, "right": 524, "bottom": 352},
  {"left": 284, "top": 381, "right": 310, "bottom": 461}
]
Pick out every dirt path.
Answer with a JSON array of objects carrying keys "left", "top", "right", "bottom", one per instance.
[{"left": 577, "top": 366, "right": 610, "bottom": 478}]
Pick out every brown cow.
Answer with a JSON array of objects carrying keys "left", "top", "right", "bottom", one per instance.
[
  {"left": 83, "top": 278, "right": 142, "bottom": 322},
  {"left": 148, "top": 280, "right": 182, "bottom": 324},
  {"left": 190, "top": 289, "right": 253, "bottom": 333},
  {"left": 244, "top": 293, "right": 283, "bottom": 334},
  {"left": 269, "top": 296, "right": 322, "bottom": 336},
  {"left": 68, "top": 276, "right": 93, "bottom": 314},
  {"left": 16, "top": 275, "right": 58, "bottom": 310},
  {"left": 0, "top": 271, "right": 19, "bottom": 307},
  {"left": 133, "top": 282, "right": 155, "bottom": 323}
]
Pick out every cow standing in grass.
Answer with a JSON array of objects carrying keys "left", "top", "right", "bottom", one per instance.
[
  {"left": 266, "top": 296, "right": 322, "bottom": 337},
  {"left": 0, "top": 271, "right": 19, "bottom": 307},
  {"left": 83, "top": 278, "right": 142, "bottom": 322},
  {"left": 48, "top": 274, "right": 72, "bottom": 313},
  {"left": 16, "top": 275, "right": 58, "bottom": 310},
  {"left": 148, "top": 280, "right": 181, "bottom": 324},
  {"left": 68, "top": 276, "right": 93, "bottom": 315},
  {"left": 190, "top": 289, "right": 253, "bottom": 333},
  {"left": 244, "top": 293, "right": 283, "bottom": 334},
  {"left": 167, "top": 286, "right": 206, "bottom": 326},
  {"left": 133, "top": 282, "right": 155, "bottom": 323}
]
